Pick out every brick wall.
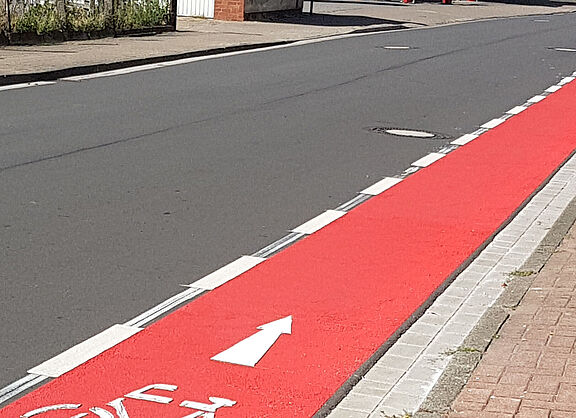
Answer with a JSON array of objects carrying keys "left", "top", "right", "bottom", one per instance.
[{"left": 214, "top": 0, "right": 245, "bottom": 21}]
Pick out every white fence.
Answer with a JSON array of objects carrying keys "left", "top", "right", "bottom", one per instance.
[{"left": 177, "top": 0, "right": 213, "bottom": 18}]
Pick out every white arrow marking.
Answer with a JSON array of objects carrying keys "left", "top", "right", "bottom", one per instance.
[{"left": 211, "top": 316, "right": 292, "bottom": 367}]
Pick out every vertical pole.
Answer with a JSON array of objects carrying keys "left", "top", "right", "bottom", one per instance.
[
  {"left": 309, "top": 0, "right": 312, "bottom": 14},
  {"left": 6, "top": 0, "right": 11, "bottom": 33},
  {"left": 102, "top": 0, "right": 114, "bottom": 34},
  {"left": 169, "top": 0, "right": 176, "bottom": 29}
]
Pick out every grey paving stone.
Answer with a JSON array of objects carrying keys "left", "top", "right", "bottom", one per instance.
[
  {"left": 386, "top": 343, "right": 425, "bottom": 359},
  {"left": 364, "top": 365, "right": 405, "bottom": 385},
  {"left": 433, "top": 293, "right": 466, "bottom": 307},
  {"left": 353, "top": 379, "right": 394, "bottom": 397},
  {"left": 376, "top": 354, "right": 416, "bottom": 371},
  {"left": 328, "top": 407, "right": 370, "bottom": 418},
  {"left": 338, "top": 392, "right": 383, "bottom": 413},
  {"left": 391, "top": 378, "right": 431, "bottom": 397},
  {"left": 406, "top": 321, "right": 442, "bottom": 337},
  {"left": 372, "top": 391, "right": 423, "bottom": 417}
]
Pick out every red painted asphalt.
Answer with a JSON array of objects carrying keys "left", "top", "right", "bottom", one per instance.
[{"left": 3, "top": 82, "right": 576, "bottom": 417}]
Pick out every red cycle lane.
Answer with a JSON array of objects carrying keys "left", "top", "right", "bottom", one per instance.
[{"left": 3, "top": 82, "right": 576, "bottom": 418}]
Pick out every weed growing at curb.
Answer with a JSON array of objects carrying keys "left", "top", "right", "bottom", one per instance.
[
  {"left": 382, "top": 411, "right": 412, "bottom": 418},
  {"left": 506, "top": 270, "right": 536, "bottom": 278},
  {"left": 442, "top": 346, "right": 482, "bottom": 357}
]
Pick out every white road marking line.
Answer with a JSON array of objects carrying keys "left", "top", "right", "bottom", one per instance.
[
  {"left": 0, "top": 81, "right": 55, "bottom": 92},
  {"left": 451, "top": 133, "right": 478, "bottom": 146},
  {"left": 361, "top": 177, "right": 403, "bottom": 196},
  {"left": 481, "top": 118, "right": 507, "bottom": 129},
  {"left": 28, "top": 324, "right": 142, "bottom": 378},
  {"left": 559, "top": 76, "right": 575, "bottom": 85},
  {"left": 506, "top": 105, "right": 529, "bottom": 115},
  {"left": 382, "top": 46, "right": 411, "bottom": 50},
  {"left": 527, "top": 95, "right": 546, "bottom": 103},
  {"left": 190, "top": 256, "right": 265, "bottom": 290},
  {"left": 0, "top": 375, "right": 48, "bottom": 406},
  {"left": 290, "top": 210, "right": 346, "bottom": 235},
  {"left": 545, "top": 85, "right": 562, "bottom": 93},
  {"left": 412, "top": 152, "right": 446, "bottom": 168},
  {"left": 22, "top": 404, "right": 82, "bottom": 417},
  {"left": 553, "top": 48, "right": 576, "bottom": 52}
]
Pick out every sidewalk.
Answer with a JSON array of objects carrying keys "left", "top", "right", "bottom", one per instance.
[
  {"left": 2, "top": 0, "right": 576, "bottom": 84},
  {"left": 448, "top": 221, "right": 576, "bottom": 417}
]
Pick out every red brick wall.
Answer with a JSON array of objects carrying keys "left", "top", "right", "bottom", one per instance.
[{"left": 214, "top": 0, "right": 245, "bottom": 21}]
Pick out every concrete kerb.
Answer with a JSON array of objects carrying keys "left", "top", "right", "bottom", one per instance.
[
  {"left": 0, "top": 22, "right": 411, "bottom": 87},
  {"left": 2, "top": 5, "right": 576, "bottom": 87},
  {"left": 414, "top": 196, "right": 576, "bottom": 418},
  {"left": 0, "top": 41, "right": 293, "bottom": 87}
]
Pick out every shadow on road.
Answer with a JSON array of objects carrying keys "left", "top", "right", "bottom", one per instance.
[{"left": 252, "top": 11, "right": 413, "bottom": 27}]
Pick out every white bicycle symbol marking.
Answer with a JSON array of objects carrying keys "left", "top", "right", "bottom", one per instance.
[{"left": 21, "top": 384, "right": 236, "bottom": 418}]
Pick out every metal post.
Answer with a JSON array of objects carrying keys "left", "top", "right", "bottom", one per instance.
[
  {"left": 6, "top": 0, "right": 12, "bottom": 33},
  {"left": 309, "top": 0, "right": 313, "bottom": 14},
  {"left": 169, "top": 0, "right": 176, "bottom": 30}
]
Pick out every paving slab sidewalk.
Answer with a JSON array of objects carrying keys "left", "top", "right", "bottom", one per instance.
[
  {"left": 447, "top": 221, "right": 576, "bottom": 418},
  {"left": 1, "top": 0, "right": 576, "bottom": 83}
]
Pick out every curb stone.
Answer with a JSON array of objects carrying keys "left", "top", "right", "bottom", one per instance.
[
  {"left": 0, "top": 23, "right": 411, "bottom": 87},
  {"left": 414, "top": 196, "right": 576, "bottom": 418}
]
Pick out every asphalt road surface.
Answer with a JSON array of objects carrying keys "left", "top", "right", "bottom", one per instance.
[{"left": 1, "top": 12, "right": 576, "bottom": 389}]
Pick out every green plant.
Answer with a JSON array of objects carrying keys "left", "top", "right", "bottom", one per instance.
[
  {"left": 12, "top": 2, "right": 64, "bottom": 34},
  {"left": 114, "top": 0, "right": 168, "bottom": 30},
  {"left": 66, "top": 6, "right": 107, "bottom": 32},
  {"left": 506, "top": 270, "right": 536, "bottom": 278},
  {"left": 1, "top": 9, "right": 8, "bottom": 32}
]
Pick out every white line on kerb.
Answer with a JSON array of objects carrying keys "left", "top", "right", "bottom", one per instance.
[
  {"left": 0, "top": 81, "right": 56, "bottom": 92},
  {"left": 291, "top": 210, "right": 346, "bottom": 234},
  {"left": 361, "top": 177, "right": 403, "bottom": 196},
  {"left": 190, "top": 256, "right": 265, "bottom": 290},
  {"left": 412, "top": 152, "right": 446, "bottom": 168},
  {"left": 28, "top": 324, "right": 142, "bottom": 378},
  {"left": 527, "top": 95, "right": 546, "bottom": 103},
  {"left": 545, "top": 85, "right": 562, "bottom": 93},
  {"left": 451, "top": 133, "right": 478, "bottom": 146},
  {"left": 506, "top": 105, "right": 529, "bottom": 115},
  {"left": 481, "top": 118, "right": 507, "bottom": 129}
]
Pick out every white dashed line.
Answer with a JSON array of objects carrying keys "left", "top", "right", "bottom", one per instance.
[
  {"left": 191, "top": 256, "right": 266, "bottom": 290},
  {"left": 545, "top": 85, "right": 563, "bottom": 93},
  {"left": 28, "top": 324, "right": 142, "bottom": 378},
  {"left": 412, "top": 152, "right": 446, "bottom": 168},
  {"left": 361, "top": 177, "right": 403, "bottom": 196},
  {"left": 481, "top": 118, "right": 507, "bottom": 129},
  {"left": 506, "top": 105, "right": 529, "bottom": 115},
  {"left": 527, "top": 95, "right": 546, "bottom": 103},
  {"left": 559, "top": 76, "right": 575, "bottom": 85},
  {"left": 451, "top": 133, "right": 478, "bottom": 146},
  {"left": 291, "top": 210, "right": 346, "bottom": 234}
]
